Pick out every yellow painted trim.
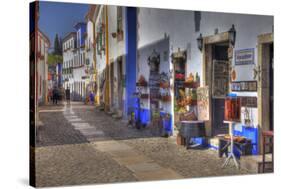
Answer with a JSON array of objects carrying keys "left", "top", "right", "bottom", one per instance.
[
  {"left": 258, "top": 33, "right": 273, "bottom": 44},
  {"left": 257, "top": 32, "right": 273, "bottom": 154},
  {"left": 105, "top": 5, "right": 110, "bottom": 111}
]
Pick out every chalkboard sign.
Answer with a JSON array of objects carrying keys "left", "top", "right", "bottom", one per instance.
[{"left": 197, "top": 86, "right": 209, "bottom": 121}]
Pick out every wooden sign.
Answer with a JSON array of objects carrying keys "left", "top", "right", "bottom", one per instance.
[
  {"left": 197, "top": 86, "right": 209, "bottom": 121},
  {"left": 231, "top": 81, "right": 257, "bottom": 92},
  {"left": 212, "top": 60, "right": 229, "bottom": 98},
  {"left": 240, "top": 96, "right": 257, "bottom": 108}
]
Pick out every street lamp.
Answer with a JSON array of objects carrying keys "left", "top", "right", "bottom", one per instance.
[
  {"left": 197, "top": 33, "right": 203, "bottom": 51},
  {"left": 228, "top": 24, "right": 236, "bottom": 46}
]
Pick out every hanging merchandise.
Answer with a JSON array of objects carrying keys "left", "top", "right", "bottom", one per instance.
[
  {"left": 99, "top": 24, "right": 103, "bottom": 53},
  {"left": 224, "top": 95, "right": 241, "bottom": 122}
]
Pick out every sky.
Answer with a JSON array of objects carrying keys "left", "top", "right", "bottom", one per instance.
[{"left": 39, "top": 1, "right": 89, "bottom": 49}]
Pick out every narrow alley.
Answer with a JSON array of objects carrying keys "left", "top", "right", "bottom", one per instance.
[{"left": 35, "top": 102, "right": 250, "bottom": 187}]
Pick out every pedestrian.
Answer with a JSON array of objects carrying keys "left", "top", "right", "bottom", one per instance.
[
  {"left": 89, "top": 91, "right": 95, "bottom": 105},
  {"left": 52, "top": 87, "right": 58, "bottom": 105},
  {"left": 48, "top": 89, "right": 52, "bottom": 103},
  {"left": 65, "top": 87, "right": 70, "bottom": 104}
]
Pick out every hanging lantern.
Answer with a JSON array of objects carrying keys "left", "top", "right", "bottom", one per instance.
[
  {"left": 197, "top": 33, "right": 203, "bottom": 51},
  {"left": 228, "top": 24, "right": 236, "bottom": 47}
]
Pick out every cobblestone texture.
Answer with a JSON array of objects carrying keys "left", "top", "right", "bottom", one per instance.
[
  {"left": 121, "top": 137, "right": 251, "bottom": 178},
  {"left": 73, "top": 105, "right": 161, "bottom": 141},
  {"left": 35, "top": 102, "right": 251, "bottom": 187},
  {"left": 35, "top": 143, "right": 137, "bottom": 187},
  {"left": 36, "top": 108, "right": 88, "bottom": 147}
]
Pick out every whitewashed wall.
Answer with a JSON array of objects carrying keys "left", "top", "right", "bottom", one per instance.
[
  {"left": 138, "top": 7, "right": 273, "bottom": 127},
  {"left": 62, "top": 36, "right": 75, "bottom": 91},
  {"left": 86, "top": 20, "right": 94, "bottom": 71},
  {"left": 108, "top": 6, "right": 126, "bottom": 110}
]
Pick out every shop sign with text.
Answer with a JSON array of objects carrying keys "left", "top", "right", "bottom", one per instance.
[{"left": 235, "top": 48, "right": 255, "bottom": 65}]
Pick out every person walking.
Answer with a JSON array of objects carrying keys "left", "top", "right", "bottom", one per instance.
[
  {"left": 65, "top": 87, "right": 70, "bottom": 104},
  {"left": 52, "top": 87, "right": 58, "bottom": 105},
  {"left": 89, "top": 90, "right": 95, "bottom": 105}
]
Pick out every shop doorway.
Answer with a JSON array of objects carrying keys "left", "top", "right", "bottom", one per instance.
[
  {"left": 257, "top": 33, "right": 273, "bottom": 152},
  {"left": 258, "top": 33, "right": 273, "bottom": 132},
  {"left": 202, "top": 31, "right": 232, "bottom": 137},
  {"left": 110, "top": 62, "right": 114, "bottom": 109},
  {"left": 117, "top": 57, "right": 123, "bottom": 112},
  {"left": 269, "top": 43, "right": 273, "bottom": 131},
  {"left": 211, "top": 43, "right": 229, "bottom": 136}
]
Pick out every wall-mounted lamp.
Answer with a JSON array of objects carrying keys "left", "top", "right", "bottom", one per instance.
[
  {"left": 228, "top": 24, "right": 236, "bottom": 46},
  {"left": 197, "top": 33, "right": 203, "bottom": 51}
]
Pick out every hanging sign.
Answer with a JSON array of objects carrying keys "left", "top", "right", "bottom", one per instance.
[
  {"left": 235, "top": 48, "right": 255, "bottom": 65},
  {"left": 197, "top": 86, "right": 209, "bottom": 121}
]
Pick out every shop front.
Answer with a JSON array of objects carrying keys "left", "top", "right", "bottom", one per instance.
[{"left": 135, "top": 10, "right": 273, "bottom": 160}]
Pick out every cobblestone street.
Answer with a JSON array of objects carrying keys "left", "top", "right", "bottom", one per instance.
[{"left": 35, "top": 102, "right": 251, "bottom": 187}]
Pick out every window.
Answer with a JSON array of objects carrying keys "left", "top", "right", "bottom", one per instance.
[
  {"left": 117, "top": 7, "right": 123, "bottom": 32},
  {"left": 41, "top": 39, "right": 44, "bottom": 54},
  {"left": 83, "top": 53, "right": 85, "bottom": 65}
]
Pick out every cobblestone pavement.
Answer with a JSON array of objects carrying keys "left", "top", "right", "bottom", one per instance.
[
  {"left": 121, "top": 138, "right": 250, "bottom": 178},
  {"left": 35, "top": 102, "right": 251, "bottom": 187},
  {"left": 35, "top": 143, "right": 137, "bottom": 187}
]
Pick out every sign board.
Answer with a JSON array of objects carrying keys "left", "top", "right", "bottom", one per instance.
[
  {"left": 197, "top": 86, "right": 209, "bottom": 121},
  {"left": 231, "top": 81, "right": 257, "bottom": 92},
  {"left": 212, "top": 60, "right": 229, "bottom": 98},
  {"left": 235, "top": 48, "right": 255, "bottom": 65}
]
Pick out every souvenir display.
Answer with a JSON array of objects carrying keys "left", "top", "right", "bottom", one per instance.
[
  {"left": 29, "top": 1, "right": 274, "bottom": 187},
  {"left": 224, "top": 96, "right": 241, "bottom": 122}
]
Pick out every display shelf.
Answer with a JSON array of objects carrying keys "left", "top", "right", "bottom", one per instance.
[
  {"left": 140, "top": 94, "right": 149, "bottom": 99},
  {"left": 184, "top": 82, "right": 200, "bottom": 88},
  {"left": 136, "top": 82, "right": 148, "bottom": 87}
]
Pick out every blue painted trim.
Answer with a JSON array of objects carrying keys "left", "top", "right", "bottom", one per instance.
[
  {"left": 233, "top": 125, "right": 259, "bottom": 155},
  {"left": 160, "top": 112, "right": 173, "bottom": 135},
  {"left": 135, "top": 108, "right": 151, "bottom": 125},
  {"left": 125, "top": 7, "right": 137, "bottom": 116}
]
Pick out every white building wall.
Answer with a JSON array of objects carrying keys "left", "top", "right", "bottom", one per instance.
[
  {"left": 37, "top": 33, "right": 49, "bottom": 104},
  {"left": 107, "top": 6, "right": 126, "bottom": 110},
  {"left": 62, "top": 36, "right": 75, "bottom": 91},
  {"left": 138, "top": 8, "right": 273, "bottom": 128}
]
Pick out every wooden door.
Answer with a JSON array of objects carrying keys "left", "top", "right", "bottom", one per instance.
[{"left": 212, "top": 60, "right": 229, "bottom": 135}]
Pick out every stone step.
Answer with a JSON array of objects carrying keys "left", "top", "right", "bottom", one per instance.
[{"left": 240, "top": 154, "right": 273, "bottom": 173}]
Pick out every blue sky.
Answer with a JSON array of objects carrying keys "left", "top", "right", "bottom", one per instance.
[{"left": 39, "top": 1, "right": 89, "bottom": 48}]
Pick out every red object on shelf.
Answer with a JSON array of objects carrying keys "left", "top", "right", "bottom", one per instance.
[
  {"left": 175, "top": 73, "right": 185, "bottom": 79},
  {"left": 224, "top": 97, "right": 241, "bottom": 121}
]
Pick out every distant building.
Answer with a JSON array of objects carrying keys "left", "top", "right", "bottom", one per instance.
[
  {"left": 37, "top": 30, "right": 50, "bottom": 105},
  {"left": 62, "top": 23, "right": 87, "bottom": 101},
  {"left": 62, "top": 32, "right": 76, "bottom": 94},
  {"left": 84, "top": 5, "right": 96, "bottom": 101}
]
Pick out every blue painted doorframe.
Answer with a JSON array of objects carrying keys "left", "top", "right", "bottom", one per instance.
[{"left": 124, "top": 7, "right": 137, "bottom": 117}]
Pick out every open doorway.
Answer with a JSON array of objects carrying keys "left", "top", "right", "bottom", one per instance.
[
  {"left": 110, "top": 62, "right": 114, "bottom": 109},
  {"left": 117, "top": 56, "right": 124, "bottom": 113},
  {"left": 269, "top": 43, "right": 273, "bottom": 131},
  {"left": 211, "top": 43, "right": 229, "bottom": 136},
  {"left": 202, "top": 31, "right": 232, "bottom": 137},
  {"left": 257, "top": 33, "right": 273, "bottom": 152}
]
